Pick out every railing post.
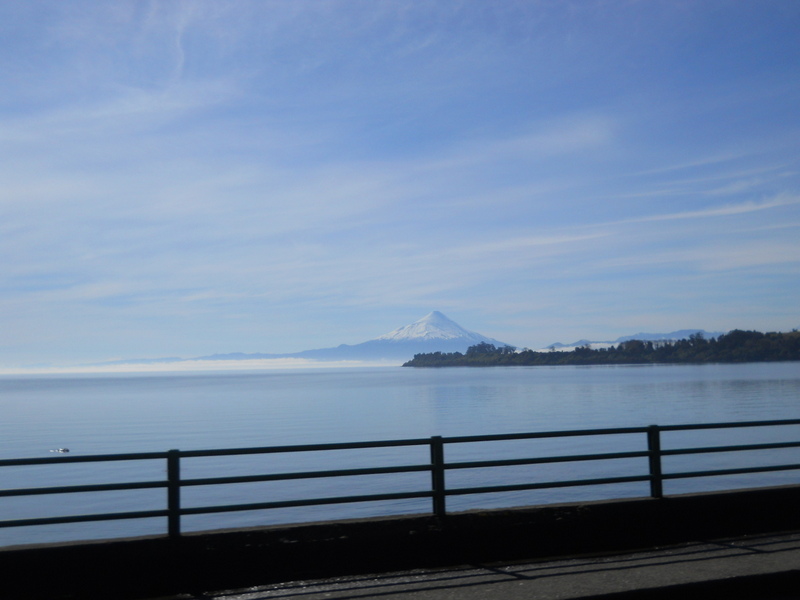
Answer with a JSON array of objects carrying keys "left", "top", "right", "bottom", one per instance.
[
  {"left": 430, "top": 436, "right": 446, "bottom": 518},
  {"left": 647, "top": 425, "right": 663, "bottom": 499},
  {"left": 167, "top": 449, "right": 181, "bottom": 539}
]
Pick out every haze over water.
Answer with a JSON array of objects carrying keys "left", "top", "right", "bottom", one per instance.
[{"left": 2, "top": 362, "right": 799, "bottom": 547}]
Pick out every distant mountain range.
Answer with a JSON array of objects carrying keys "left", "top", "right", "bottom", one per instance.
[
  {"left": 200, "top": 311, "right": 507, "bottom": 362},
  {"left": 95, "top": 313, "right": 728, "bottom": 367},
  {"left": 99, "top": 311, "right": 507, "bottom": 366},
  {"left": 546, "top": 329, "right": 725, "bottom": 350}
]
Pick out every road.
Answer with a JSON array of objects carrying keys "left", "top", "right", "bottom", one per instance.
[{"left": 160, "top": 530, "right": 800, "bottom": 600}]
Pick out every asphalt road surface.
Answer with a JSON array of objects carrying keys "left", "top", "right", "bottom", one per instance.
[{"left": 160, "top": 531, "right": 800, "bottom": 600}]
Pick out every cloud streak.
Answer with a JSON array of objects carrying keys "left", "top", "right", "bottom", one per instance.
[{"left": 609, "top": 195, "right": 800, "bottom": 226}]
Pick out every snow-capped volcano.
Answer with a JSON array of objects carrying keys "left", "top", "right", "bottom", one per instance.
[
  {"left": 290, "top": 311, "right": 504, "bottom": 360},
  {"left": 273, "top": 311, "right": 507, "bottom": 361},
  {"left": 96, "top": 312, "right": 508, "bottom": 367},
  {"left": 205, "top": 312, "right": 506, "bottom": 362},
  {"left": 376, "top": 311, "right": 501, "bottom": 344}
]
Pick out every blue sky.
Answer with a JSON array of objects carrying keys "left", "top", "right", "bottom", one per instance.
[{"left": 2, "top": 1, "right": 799, "bottom": 368}]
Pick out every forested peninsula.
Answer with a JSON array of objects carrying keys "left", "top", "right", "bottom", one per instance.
[{"left": 402, "top": 329, "right": 800, "bottom": 367}]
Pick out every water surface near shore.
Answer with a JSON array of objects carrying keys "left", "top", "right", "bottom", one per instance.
[{"left": 1, "top": 362, "right": 799, "bottom": 546}]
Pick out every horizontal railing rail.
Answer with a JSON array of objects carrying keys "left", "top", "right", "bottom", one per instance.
[
  {"left": 1, "top": 419, "right": 799, "bottom": 541},
  {"left": 0, "top": 451, "right": 171, "bottom": 466}
]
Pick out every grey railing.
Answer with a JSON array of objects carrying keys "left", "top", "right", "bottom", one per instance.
[{"left": 2, "top": 419, "right": 800, "bottom": 539}]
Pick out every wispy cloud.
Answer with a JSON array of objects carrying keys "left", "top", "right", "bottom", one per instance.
[{"left": 610, "top": 195, "right": 800, "bottom": 226}]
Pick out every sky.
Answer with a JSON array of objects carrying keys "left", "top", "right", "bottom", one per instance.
[{"left": 2, "top": 1, "right": 799, "bottom": 369}]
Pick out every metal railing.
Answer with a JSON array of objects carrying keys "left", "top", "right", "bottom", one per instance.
[{"left": 2, "top": 419, "right": 800, "bottom": 540}]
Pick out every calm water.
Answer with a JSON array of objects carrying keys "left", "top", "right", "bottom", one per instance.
[{"left": 1, "top": 362, "right": 799, "bottom": 546}]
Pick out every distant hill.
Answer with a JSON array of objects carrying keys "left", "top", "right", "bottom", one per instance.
[
  {"left": 546, "top": 329, "right": 724, "bottom": 351},
  {"left": 200, "top": 311, "right": 507, "bottom": 362},
  {"left": 90, "top": 319, "right": 744, "bottom": 369},
  {"left": 405, "top": 329, "right": 800, "bottom": 367}
]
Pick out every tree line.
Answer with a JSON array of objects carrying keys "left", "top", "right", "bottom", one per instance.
[{"left": 402, "top": 329, "right": 800, "bottom": 367}]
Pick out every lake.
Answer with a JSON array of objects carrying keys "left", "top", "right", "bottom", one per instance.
[{"left": 1, "top": 362, "right": 799, "bottom": 546}]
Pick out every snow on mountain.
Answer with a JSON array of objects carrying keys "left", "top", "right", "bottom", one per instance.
[
  {"left": 87, "top": 312, "right": 506, "bottom": 367},
  {"left": 375, "top": 311, "right": 502, "bottom": 344},
  {"left": 290, "top": 311, "right": 507, "bottom": 361},
  {"left": 188, "top": 312, "right": 509, "bottom": 363},
  {"left": 92, "top": 315, "right": 732, "bottom": 369}
]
